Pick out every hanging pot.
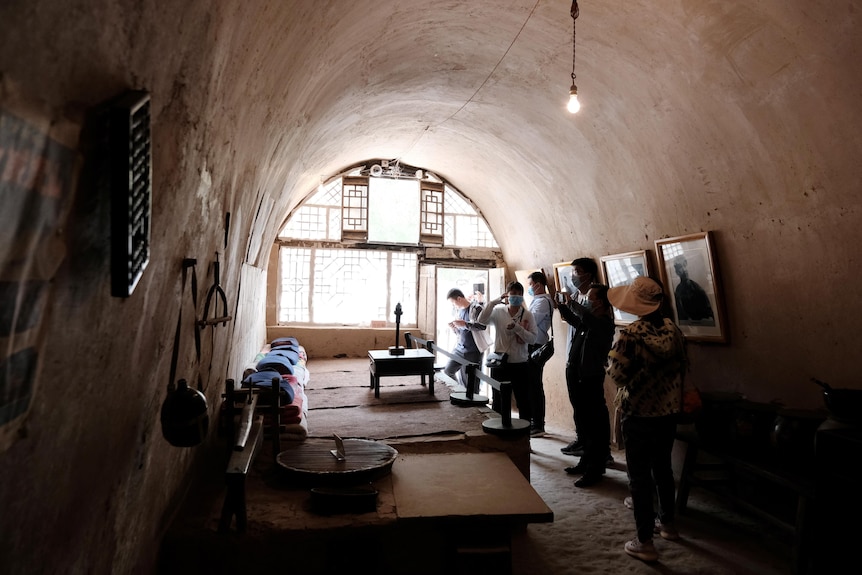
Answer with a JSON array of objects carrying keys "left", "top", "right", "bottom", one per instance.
[{"left": 161, "top": 379, "right": 209, "bottom": 447}]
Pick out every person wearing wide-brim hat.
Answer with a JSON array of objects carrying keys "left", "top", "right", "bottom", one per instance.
[{"left": 606, "top": 276, "right": 688, "bottom": 563}]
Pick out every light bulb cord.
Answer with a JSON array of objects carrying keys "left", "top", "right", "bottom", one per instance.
[{"left": 571, "top": 0, "right": 578, "bottom": 83}]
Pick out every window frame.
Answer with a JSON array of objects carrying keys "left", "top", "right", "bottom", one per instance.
[{"left": 274, "top": 165, "right": 501, "bottom": 328}]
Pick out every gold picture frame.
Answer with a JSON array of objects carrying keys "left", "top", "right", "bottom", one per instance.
[
  {"left": 599, "top": 250, "right": 652, "bottom": 325},
  {"left": 553, "top": 261, "right": 575, "bottom": 294},
  {"left": 655, "top": 231, "right": 727, "bottom": 343}
]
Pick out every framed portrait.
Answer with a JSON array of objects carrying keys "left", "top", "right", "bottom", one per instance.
[
  {"left": 553, "top": 262, "right": 575, "bottom": 294},
  {"left": 655, "top": 231, "right": 727, "bottom": 343},
  {"left": 600, "top": 250, "right": 652, "bottom": 325}
]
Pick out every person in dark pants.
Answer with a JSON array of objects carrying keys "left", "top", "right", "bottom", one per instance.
[
  {"left": 559, "top": 257, "right": 599, "bottom": 455},
  {"left": 606, "top": 276, "right": 687, "bottom": 562},
  {"left": 443, "top": 288, "right": 488, "bottom": 394},
  {"left": 526, "top": 270, "right": 554, "bottom": 437},
  {"left": 557, "top": 283, "right": 615, "bottom": 487}
]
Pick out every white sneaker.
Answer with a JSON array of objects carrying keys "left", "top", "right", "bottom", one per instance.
[
  {"left": 624, "top": 537, "right": 658, "bottom": 561},
  {"left": 623, "top": 496, "right": 633, "bottom": 509},
  {"left": 654, "top": 519, "right": 680, "bottom": 540}
]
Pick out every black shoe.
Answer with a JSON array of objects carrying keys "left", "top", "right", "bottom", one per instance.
[
  {"left": 561, "top": 444, "right": 584, "bottom": 456},
  {"left": 565, "top": 463, "right": 607, "bottom": 476},
  {"left": 530, "top": 427, "right": 546, "bottom": 438},
  {"left": 574, "top": 472, "right": 604, "bottom": 488},
  {"left": 607, "top": 453, "right": 615, "bottom": 465},
  {"left": 564, "top": 463, "right": 587, "bottom": 475}
]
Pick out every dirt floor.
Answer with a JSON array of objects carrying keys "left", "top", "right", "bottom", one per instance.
[
  {"left": 305, "top": 357, "right": 793, "bottom": 575},
  {"left": 163, "top": 357, "right": 794, "bottom": 575}
]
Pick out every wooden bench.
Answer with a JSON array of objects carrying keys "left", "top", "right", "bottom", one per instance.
[{"left": 218, "top": 377, "right": 282, "bottom": 533}]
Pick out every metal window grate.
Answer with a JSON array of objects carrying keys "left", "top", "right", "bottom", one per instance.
[{"left": 106, "top": 90, "right": 151, "bottom": 298}]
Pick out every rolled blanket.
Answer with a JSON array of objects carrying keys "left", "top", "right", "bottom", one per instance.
[
  {"left": 241, "top": 369, "right": 296, "bottom": 403},
  {"left": 280, "top": 377, "right": 305, "bottom": 418},
  {"left": 267, "top": 347, "right": 300, "bottom": 365},
  {"left": 271, "top": 336, "right": 299, "bottom": 348},
  {"left": 256, "top": 353, "right": 294, "bottom": 375}
]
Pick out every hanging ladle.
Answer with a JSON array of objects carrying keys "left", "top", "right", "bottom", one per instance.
[{"left": 199, "top": 252, "right": 232, "bottom": 327}]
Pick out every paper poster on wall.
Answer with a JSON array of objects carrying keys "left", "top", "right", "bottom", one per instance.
[{"left": 0, "top": 108, "right": 78, "bottom": 451}]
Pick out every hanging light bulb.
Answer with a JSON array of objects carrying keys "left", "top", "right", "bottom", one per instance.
[
  {"left": 567, "top": 0, "right": 580, "bottom": 114},
  {"left": 567, "top": 82, "right": 580, "bottom": 114}
]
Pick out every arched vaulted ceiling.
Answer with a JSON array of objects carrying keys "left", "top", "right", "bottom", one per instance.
[
  {"left": 187, "top": 0, "right": 859, "bottom": 273},
  {"left": 2, "top": 5, "right": 861, "bottom": 572},
  {"left": 1, "top": 0, "right": 860, "bottom": 400}
]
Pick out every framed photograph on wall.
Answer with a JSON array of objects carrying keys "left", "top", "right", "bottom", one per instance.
[
  {"left": 553, "top": 261, "right": 575, "bottom": 294},
  {"left": 600, "top": 250, "right": 652, "bottom": 325},
  {"left": 655, "top": 231, "right": 727, "bottom": 343}
]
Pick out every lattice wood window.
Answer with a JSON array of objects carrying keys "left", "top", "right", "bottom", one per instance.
[
  {"left": 341, "top": 176, "right": 368, "bottom": 242},
  {"left": 419, "top": 181, "right": 444, "bottom": 246}
]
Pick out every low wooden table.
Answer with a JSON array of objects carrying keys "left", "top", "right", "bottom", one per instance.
[
  {"left": 392, "top": 452, "right": 553, "bottom": 524},
  {"left": 368, "top": 348, "right": 435, "bottom": 399},
  {"left": 392, "top": 452, "right": 553, "bottom": 570}
]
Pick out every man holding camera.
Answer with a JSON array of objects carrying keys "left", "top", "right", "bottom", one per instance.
[{"left": 557, "top": 259, "right": 615, "bottom": 487}]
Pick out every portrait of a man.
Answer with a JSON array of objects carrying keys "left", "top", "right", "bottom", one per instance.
[{"left": 672, "top": 255, "right": 715, "bottom": 326}]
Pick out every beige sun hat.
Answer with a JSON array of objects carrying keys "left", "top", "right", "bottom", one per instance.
[{"left": 607, "top": 276, "right": 663, "bottom": 316}]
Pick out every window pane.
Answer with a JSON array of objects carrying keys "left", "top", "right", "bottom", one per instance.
[
  {"left": 280, "top": 205, "right": 329, "bottom": 240},
  {"left": 342, "top": 180, "right": 368, "bottom": 234},
  {"left": 367, "top": 178, "right": 419, "bottom": 244},
  {"left": 312, "top": 249, "right": 381, "bottom": 324},
  {"left": 420, "top": 185, "right": 444, "bottom": 237},
  {"left": 279, "top": 247, "right": 311, "bottom": 322},
  {"left": 389, "top": 252, "right": 418, "bottom": 324},
  {"left": 279, "top": 179, "right": 341, "bottom": 239}
]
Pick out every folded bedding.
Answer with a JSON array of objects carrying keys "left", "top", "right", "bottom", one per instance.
[
  {"left": 280, "top": 413, "right": 309, "bottom": 441},
  {"left": 240, "top": 369, "right": 296, "bottom": 402},
  {"left": 232, "top": 337, "right": 310, "bottom": 441},
  {"left": 280, "top": 377, "right": 304, "bottom": 418},
  {"left": 271, "top": 336, "right": 300, "bottom": 348},
  {"left": 256, "top": 353, "right": 294, "bottom": 375},
  {"left": 267, "top": 347, "right": 300, "bottom": 365},
  {"left": 264, "top": 384, "right": 307, "bottom": 426}
]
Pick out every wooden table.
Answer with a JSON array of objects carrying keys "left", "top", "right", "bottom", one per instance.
[
  {"left": 392, "top": 452, "right": 553, "bottom": 524},
  {"left": 392, "top": 452, "right": 553, "bottom": 571},
  {"left": 368, "top": 348, "right": 435, "bottom": 398}
]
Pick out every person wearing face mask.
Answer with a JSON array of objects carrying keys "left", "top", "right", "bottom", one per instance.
[
  {"left": 476, "top": 281, "right": 538, "bottom": 425},
  {"left": 526, "top": 271, "right": 555, "bottom": 437},
  {"left": 558, "top": 257, "right": 599, "bottom": 455},
  {"left": 557, "top": 277, "right": 616, "bottom": 487},
  {"left": 444, "top": 288, "right": 490, "bottom": 394}
]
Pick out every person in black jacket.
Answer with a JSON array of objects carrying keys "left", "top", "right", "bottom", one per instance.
[{"left": 557, "top": 282, "right": 616, "bottom": 487}]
